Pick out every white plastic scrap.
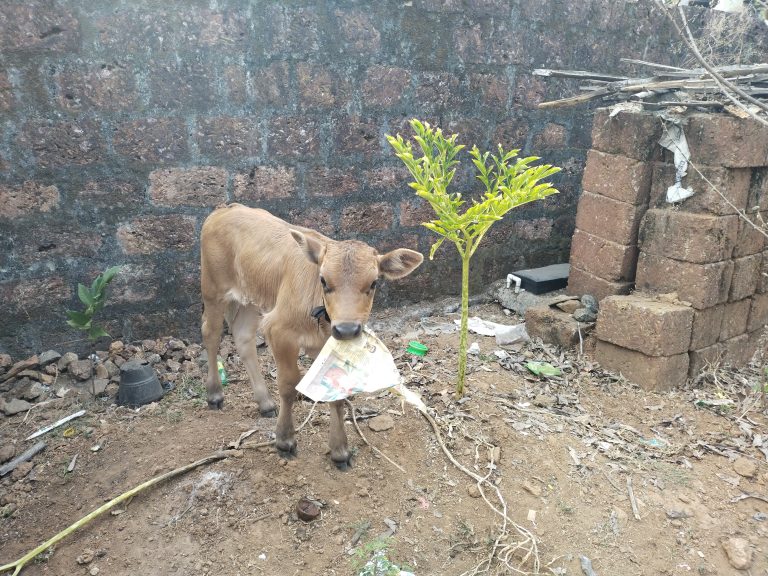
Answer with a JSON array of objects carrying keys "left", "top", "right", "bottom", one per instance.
[
  {"left": 455, "top": 316, "right": 530, "bottom": 346},
  {"left": 658, "top": 123, "right": 694, "bottom": 203}
]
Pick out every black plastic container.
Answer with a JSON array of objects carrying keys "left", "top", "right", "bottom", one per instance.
[{"left": 118, "top": 359, "right": 164, "bottom": 407}]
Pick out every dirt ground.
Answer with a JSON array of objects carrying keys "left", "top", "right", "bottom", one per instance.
[{"left": 2, "top": 300, "right": 768, "bottom": 576}]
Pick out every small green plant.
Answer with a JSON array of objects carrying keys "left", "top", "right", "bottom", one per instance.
[
  {"left": 387, "top": 119, "right": 560, "bottom": 395},
  {"left": 66, "top": 266, "right": 122, "bottom": 341},
  {"left": 351, "top": 537, "right": 410, "bottom": 576}
]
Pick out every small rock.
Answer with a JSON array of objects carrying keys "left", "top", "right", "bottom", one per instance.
[
  {"left": 722, "top": 537, "right": 753, "bottom": 570},
  {"left": 18, "top": 380, "right": 44, "bottom": 401},
  {"left": 0, "top": 444, "right": 15, "bottom": 464},
  {"left": 533, "top": 394, "right": 556, "bottom": 408},
  {"left": 181, "top": 360, "right": 200, "bottom": 377},
  {"left": 184, "top": 344, "right": 203, "bottom": 360},
  {"left": 573, "top": 308, "right": 597, "bottom": 322},
  {"left": 167, "top": 359, "right": 182, "bottom": 373},
  {"left": 68, "top": 359, "right": 93, "bottom": 381},
  {"left": 522, "top": 480, "right": 542, "bottom": 497},
  {"left": 555, "top": 299, "right": 581, "bottom": 314},
  {"left": 109, "top": 341, "right": 125, "bottom": 355},
  {"left": 11, "top": 461, "right": 33, "bottom": 481},
  {"left": 94, "top": 364, "right": 109, "bottom": 380},
  {"left": 38, "top": 350, "right": 61, "bottom": 367},
  {"left": 77, "top": 549, "right": 95, "bottom": 565},
  {"left": 146, "top": 353, "right": 162, "bottom": 365},
  {"left": 89, "top": 379, "right": 110, "bottom": 396},
  {"left": 368, "top": 414, "right": 395, "bottom": 432},
  {"left": 581, "top": 294, "right": 599, "bottom": 312},
  {"left": 167, "top": 338, "right": 185, "bottom": 351},
  {"left": 0, "top": 354, "right": 12, "bottom": 372},
  {"left": 733, "top": 457, "right": 758, "bottom": 478},
  {"left": 89, "top": 566, "right": 100, "bottom": 576},
  {"left": 0, "top": 397, "right": 33, "bottom": 416},
  {"left": 103, "top": 360, "right": 119, "bottom": 378},
  {"left": 467, "top": 484, "right": 481, "bottom": 498},
  {"left": 142, "top": 339, "right": 158, "bottom": 352},
  {"left": 57, "top": 352, "right": 79, "bottom": 371}
]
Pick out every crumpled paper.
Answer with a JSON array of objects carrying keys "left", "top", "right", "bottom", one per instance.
[
  {"left": 658, "top": 123, "right": 694, "bottom": 203},
  {"left": 296, "top": 327, "right": 400, "bottom": 402}
]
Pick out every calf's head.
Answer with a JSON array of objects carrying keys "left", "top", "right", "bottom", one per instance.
[{"left": 290, "top": 230, "right": 423, "bottom": 340}]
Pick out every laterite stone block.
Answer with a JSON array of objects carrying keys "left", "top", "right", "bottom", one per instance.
[
  {"left": 569, "top": 229, "right": 638, "bottom": 282},
  {"left": 686, "top": 114, "right": 768, "bottom": 168},
  {"left": 730, "top": 254, "right": 761, "bottom": 302},
  {"left": 719, "top": 299, "right": 751, "bottom": 341},
  {"left": 596, "top": 295, "right": 693, "bottom": 356},
  {"left": 595, "top": 340, "right": 689, "bottom": 390},
  {"left": 566, "top": 265, "right": 632, "bottom": 302},
  {"left": 636, "top": 253, "right": 733, "bottom": 310},
  {"left": 639, "top": 209, "right": 737, "bottom": 264},
  {"left": 591, "top": 108, "right": 663, "bottom": 161},
  {"left": 575, "top": 191, "right": 648, "bottom": 245},
  {"left": 690, "top": 305, "right": 724, "bottom": 350},
  {"left": 649, "top": 163, "right": 751, "bottom": 216},
  {"left": 582, "top": 149, "right": 652, "bottom": 205}
]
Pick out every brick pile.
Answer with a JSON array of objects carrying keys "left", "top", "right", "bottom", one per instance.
[{"left": 568, "top": 109, "right": 768, "bottom": 389}]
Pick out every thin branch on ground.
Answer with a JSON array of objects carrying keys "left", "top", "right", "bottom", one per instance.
[{"left": 346, "top": 399, "right": 405, "bottom": 473}]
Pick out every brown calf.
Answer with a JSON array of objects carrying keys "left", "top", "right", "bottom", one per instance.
[{"left": 200, "top": 203, "right": 423, "bottom": 469}]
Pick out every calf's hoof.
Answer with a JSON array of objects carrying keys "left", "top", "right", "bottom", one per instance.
[
  {"left": 276, "top": 441, "right": 297, "bottom": 460},
  {"left": 207, "top": 398, "right": 224, "bottom": 410},
  {"left": 331, "top": 453, "right": 353, "bottom": 471},
  {"left": 260, "top": 406, "right": 278, "bottom": 418}
]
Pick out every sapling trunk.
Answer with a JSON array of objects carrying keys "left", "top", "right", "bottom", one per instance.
[{"left": 457, "top": 250, "right": 471, "bottom": 396}]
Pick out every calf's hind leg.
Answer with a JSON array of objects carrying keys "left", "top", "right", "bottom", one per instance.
[
  {"left": 201, "top": 300, "right": 226, "bottom": 409},
  {"left": 229, "top": 305, "right": 277, "bottom": 417}
]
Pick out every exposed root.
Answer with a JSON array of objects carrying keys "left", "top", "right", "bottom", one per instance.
[{"left": 419, "top": 408, "right": 541, "bottom": 575}]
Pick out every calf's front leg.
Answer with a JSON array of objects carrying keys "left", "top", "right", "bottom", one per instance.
[
  {"left": 329, "top": 400, "right": 351, "bottom": 470},
  {"left": 269, "top": 331, "right": 301, "bottom": 459}
]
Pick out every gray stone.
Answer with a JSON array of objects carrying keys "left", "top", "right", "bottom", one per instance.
[
  {"left": 103, "top": 360, "right": 120, "bottom": 378},
  {"left": 146, "top": 353, "right": 162, "bottom": 365},
  {"left": 495, "top": 283, "right": 553, "bottom": 315},
  {"left": 581, "top": 294, "right": 599, "bottom": 312},
  {"left": 18, "top": 380, "right": 44, "bottom": 401},
  {"left": 0, "top": 398, "right": 33, "bottom": 416},
  {"left": 722, "top": 537, "right": 753, "bottom": 570},
  {"left": 0, "top": 354, "right": 12, "bottom": 371},
  {"left": 68, "top": 359, "right": 94, "bottom": 381},
  {"left": 167, "top": 359, "right": 181, "bottom": 372},
  {"left": 573, "top": 307, "right": 598, "bottom": 322},
  {"left": 57, "top": 352, "right": 79, "bottom": 371},
  {"left": 368, "top": 414, "right": 395, "bottom": 432},
  {"left": 38, "top": 350, "right": 61, "bottom": 366}
]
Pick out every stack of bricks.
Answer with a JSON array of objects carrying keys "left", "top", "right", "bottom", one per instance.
[
  {"left": 566, "top": 109, "right": 661, "bottom": 301},
  {"left": 568, "top": 109, "right": 768, "bottom": 389}
]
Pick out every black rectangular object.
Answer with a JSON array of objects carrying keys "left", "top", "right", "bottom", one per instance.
[{"left": 512, "top": 263, "right": 570, "bottom": 295}]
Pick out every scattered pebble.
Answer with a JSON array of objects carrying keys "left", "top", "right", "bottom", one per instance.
[
  {"left": 368, "top": 415, "right": 395, "bottom": 432},
  {"left": 722, "top": 537, "right": 753, "bottom": 570},
  {"left": 733, "top": 457, "right": 757, "bottom": 479},
  {"left": 77, "top": 549, "right": 95, "bottom": 565},
  {"left": 467, "top": 484, "right": 481, "bottom": 498},
  {"left": 522, "top": 480, "right": 542, "bottom": 497}
]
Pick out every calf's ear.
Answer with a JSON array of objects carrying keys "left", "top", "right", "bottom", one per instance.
[
  {"left": 378, "top": 249, "right": 424, "bottom": 280},
  {"left": 290, "top": 229, "right": 326, "bottom": 265}
]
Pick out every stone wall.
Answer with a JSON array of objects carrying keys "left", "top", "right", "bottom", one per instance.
[{"left": 0, "top": 0, "right": 737, "bottom": 356}]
